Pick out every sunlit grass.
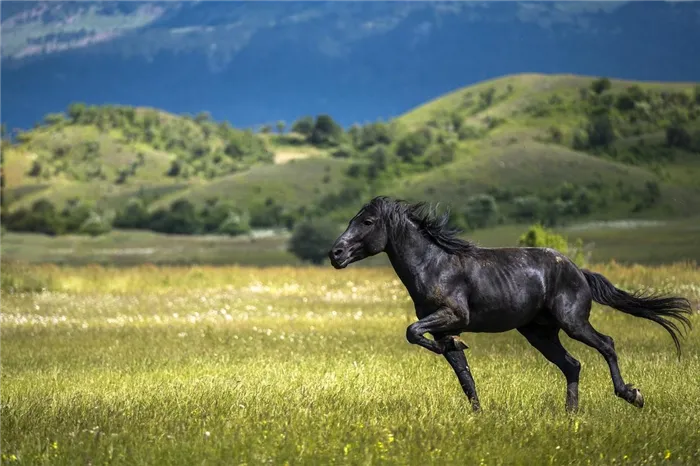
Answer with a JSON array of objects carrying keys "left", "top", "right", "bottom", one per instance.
[{"left": 2, "top": 262, "right": 699, "bottom": 465}]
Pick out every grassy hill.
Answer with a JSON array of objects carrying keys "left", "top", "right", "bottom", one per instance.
[{"left": 2, "top": 72, "right": 700, "bottom": 262}]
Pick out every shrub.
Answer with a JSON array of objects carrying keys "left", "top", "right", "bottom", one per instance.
[
  {"left": 586, "top": 110, "right": 616, "bottom": 148},
  {"left": 288, "top": 217, "right": 340, "bottom": 265},
  {"left": 61, "top": 201, "right": 93, "bottom": 232},
  {"left": 149, "top": 199, "right": 202, "bottom": 235},
  {"left": 331, "top": 145, "right": 354, "bottom": 159},
  {"left": 309, "top": 115, "right": 344, "bottom": 147},
  {"left": 666, "top": 124, "right": 692, "bottom": 150},
  {"left": 114, "top": 198, "right": 150, "bottom": 229},
  {"left": 518, "top": 224, "right": 587, "bottom": 267},
  {"left": 512, "top": 196, "right": 545, "bottom": 223},
  {"left": 457, "top": 125, "right": 482, "bottom": 141},
  {"left": 396, "top": 128, "right": 432, "bottom": 163},
  {"left": 463, "top": 194, "right": 499, "bottom": 229},
  {"left": 423, "top": 142, "right": 455, "bottom": 168},
  {"left": 79, "top": 211, "right": 113, "bottom": 237},
  {"left": 249, "top": 198, "right": 286, "bottom": 229},
  {"left": 217, "top": 210, "right": 252, "bottom": 236},
  {"left": 548, "top": 126, "right": 563, "bottom": 144},
  {"left": 28, "top": 160, "right": 42, "bottom": 177},
  {"left": 590, "top": 77, "right": 611, "bottom": 95},
  {"left": 291, "top": 116, "right": 314, "bottom": 136}
]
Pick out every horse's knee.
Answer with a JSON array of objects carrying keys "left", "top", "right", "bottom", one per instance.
[
  {"left": 566, "top": 356, "right": 582, "bottom": 379},
  {"left": 406, "top": 324, "right": 421, "bottom": 344}
]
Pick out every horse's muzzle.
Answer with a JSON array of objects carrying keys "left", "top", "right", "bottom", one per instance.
[{"left": 329, "top": 244, "right": 350, "bottom": 269}]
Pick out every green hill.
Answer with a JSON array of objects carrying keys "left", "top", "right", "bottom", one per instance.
[{"left": 2, "top": 73, "right": 699, "bottom": 245}]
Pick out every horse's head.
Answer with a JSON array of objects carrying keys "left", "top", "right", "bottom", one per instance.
[{"left": 328, "top": 198, "right": 390, "bottom": 269}]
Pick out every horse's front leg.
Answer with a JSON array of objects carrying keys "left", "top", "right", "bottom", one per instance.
[
  {"left": 405, "top": 307, "right": 463, "bottom": 355},
  {"left": 438, "top": 334, "right": 481, "bottom": 412}
]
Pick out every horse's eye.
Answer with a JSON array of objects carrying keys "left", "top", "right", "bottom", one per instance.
[{"left": 363, "top": 219, "right": 374, "bottom": 226}]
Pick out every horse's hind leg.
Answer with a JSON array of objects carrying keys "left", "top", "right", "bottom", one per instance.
[
  {"left": 517, "top": 322, "right": 581, "bottom": 412},
  {"left": 558, "top": 302, "right": 644, "bottom": 409}
]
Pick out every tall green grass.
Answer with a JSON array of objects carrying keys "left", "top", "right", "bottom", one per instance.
[{"left": 1, "top": 263, "right": 699, "bottom": 464}]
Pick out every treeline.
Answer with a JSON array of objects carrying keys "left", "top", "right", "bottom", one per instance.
[
  {"left": 1, "top": 195, "right": 305, "bottom": 237},
  {"left": 0, "top": 173, "right": 663, "bottom": 240}
]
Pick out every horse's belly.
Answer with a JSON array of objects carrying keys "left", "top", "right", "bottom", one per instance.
[{"left": 465, "top": 300, "right": 543, "bottom": 333}]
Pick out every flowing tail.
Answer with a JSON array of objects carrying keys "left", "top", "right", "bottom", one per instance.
[{"left": 582, "top": 269, "right": 694, "bottom": 358}]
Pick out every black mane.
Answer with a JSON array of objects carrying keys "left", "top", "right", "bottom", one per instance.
[{"left": 366, "top": 196, "right": 476, "bottom": 255}]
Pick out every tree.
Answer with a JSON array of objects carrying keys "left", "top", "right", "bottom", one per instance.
[
  {"left": 194, "top": 112, "right": 212, "bottom": 123},
  {"left": 113, "top": 198, "right": 150, "bottom": 229},
  {"left": 309, "top": 114, "right": 343, "bottom": 146},
  {"left": 590, "top": 77, "right": 611, "bottom": 95},
  {"left": 423, "top": 141, "right": 455, "bottom": 168},
  {"left": 331, "top": 145, "right": 354, "bottom": 159},
  {"left": 548, "top": 126, "right": 563, "bottom": 144},
  {"left": 149, "top": 199, "right": 202, "bottom": 235},
  {"left": 79, "top": 211, "right": 113, "bottom": 237},
  {"left": 356, "top": 122, "right": 393, "bottom": 150},
  {"left": 61, "top": 201, "right": 93, "bottom": 232},
  {"left": 464, "top": 194, "right": 499, "bottom": 229},
  {"left": 218, "top": 210, "right": 252, "bottom": 236},
  {"left": 586, "top": 110, "right": 616, "bottom": 149},
  {"left": 666, "top": 123, "right": 692, "bottom": 150},
  {"left": 43, "top": 113, "right": 66, "bottom": 126},
  {"left": 249, "top": 198, "right": 286, "bottom": 228},
  {"left": 291, "top": 116, "right": 314, "bottom": 136},
  {"left": 67, "top": 102, "right": 86, "bottom": 123},
  {"left": 167, "top": 160, "right": 182, "bottom": 177},
  {"left": 396, "top": 128, "right": 432, "bottom": 163},
  {"left": 288, "top": 217, "right": 340, "bottom": 265},
  {"left": 276, "top": 121, "right": 286, "bottom": 134},
  {"left": 477, "top": 87, "right": 496, "bottom": 110},
  {"left": 512, "top": 196, "right": 544, "bottom": 223},
  {"left": 28, "top": 160, "right": 42, "bottom": 177}
]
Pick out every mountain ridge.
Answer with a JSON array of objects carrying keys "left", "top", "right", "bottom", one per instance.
[{"left": 3, "top": 1, "right": 700, "bottom": 132}]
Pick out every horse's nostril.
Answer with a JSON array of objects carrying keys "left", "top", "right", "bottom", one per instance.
[{"left": 333, "top": 249, "right": 343, "bottom": 258}]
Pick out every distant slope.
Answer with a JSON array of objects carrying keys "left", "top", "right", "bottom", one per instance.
[
  {"left": 380, "top": 73, "right": 700, "bottom": 217},
  {"left": 2, "top": 73, "right": 699, "bottom": 239},
  {"left": 149, "top": 158, "right": 352, "bottom": 212}
]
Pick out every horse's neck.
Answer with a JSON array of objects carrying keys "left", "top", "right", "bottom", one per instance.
[{"left": 385, "top": 225, "right": 441, "bottom": 297}]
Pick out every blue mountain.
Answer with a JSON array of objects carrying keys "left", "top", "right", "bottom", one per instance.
[{"left": 2, "top": 1, "right": 699, "bottom": 132}]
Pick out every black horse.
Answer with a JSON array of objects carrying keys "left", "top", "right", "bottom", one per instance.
[{"left": 328, "top": 196, "right": 693, "bottom": 412}]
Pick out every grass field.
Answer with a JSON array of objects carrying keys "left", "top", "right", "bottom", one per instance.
[{"left": 2, "top": 262, "right": 699, "bottom": 465}]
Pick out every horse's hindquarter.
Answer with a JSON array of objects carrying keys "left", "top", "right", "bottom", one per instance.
[{"left": 463, "top": 248, "right": 554, "bottom": 333}]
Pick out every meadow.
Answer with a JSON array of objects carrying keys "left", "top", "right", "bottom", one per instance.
[{"left": 2, "top": 261, "right": 699, "bottom": 465}]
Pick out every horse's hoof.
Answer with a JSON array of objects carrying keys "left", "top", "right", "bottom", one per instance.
[
  {"left": 632, "top": 388, "right": 644, "bottom": 408},
  {"left": 452, "top": 335, "right": 469, "bottom": 351},
  {"left": 623, "top": 383, "right": 644, "bottom": 408}
]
